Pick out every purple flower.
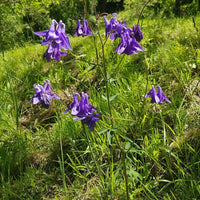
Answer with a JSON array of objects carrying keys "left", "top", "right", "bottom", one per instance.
[
  {"left": 132, "top": 25, "right": 143, "bottom": 42},
  {"left": 64, "top": 92, "right": 100, "bottom": 131},
  {"left": 115, "top": 29, "right": 144, "bottom": 55},
  {"left": 33, "top": 19, "right": 71, "bottom": 62},
  {"left": 56, "top": 20, "right": 72, "bottom": 51},
  {"left": 74, "top": 19, "right": 93, "bottom": 37},
  {"left": 30, "top": 80, "right": 59, "bottom": 107},
  {"left": 145, "top": 85, "right": 171, "bottom": 104},
  {"left": 43, "top": 42, "right": 67, "bottom": 62},
  {"left": 157, "top": 85, "right": 171, "bottom": 103},
  {"left": 34, "top": 19, "right": 59, "bottom": 46},
  {"left": 103, "top": 13, "right": 144, "bottom": 55},
  {"left": 103, "top": 13, "right": 126, "bottom": 40}
]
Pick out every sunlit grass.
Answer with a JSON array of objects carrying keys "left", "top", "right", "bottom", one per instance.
[{"left": 0, "top": 14, "right": 200, "bottom": 199}]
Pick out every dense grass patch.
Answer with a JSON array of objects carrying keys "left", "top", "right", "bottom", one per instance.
[{"left": 0, "top": 13, "right": 200, "bottom": 200}]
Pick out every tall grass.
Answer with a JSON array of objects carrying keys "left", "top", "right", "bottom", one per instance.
[{"left": 0, "top": 13, "right": 199, "bottom": 199}]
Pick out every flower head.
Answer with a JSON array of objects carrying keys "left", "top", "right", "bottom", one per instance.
[
  {"left": 33, "top": 19, "right": 71, "bottom": 62},
  {"left": 64, "top": 92, "right": 100, "bottom": 131},
  {"left": 43, "top": 42, "right": 67, "bottom": 62},
  {"left": 103, "top": 13, "right": 126, "bottom": 40},
  {"left": 103, "top": 13, "right": 144, "bottom": 55},
  {"left": 132, "top": 25, "right": 143, "bottom": 42},
  {"left": 74, "top": 19, "right": 93, "bottom": 37},
  {"left": 145, "top": 85, "right": 171, "bottom": 104},
  {"left": 157, "top": 85, "right": 171, "bottom": 103},
  {"left": 30, "top": 80, "right": 59, "bottom": 107},
  {"left": 115, "top": 29, "right": 144, "bottom": 55}
]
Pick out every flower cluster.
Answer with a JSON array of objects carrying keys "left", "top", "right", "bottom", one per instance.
[
  {"left": 30, "top": 80, "right": 60, "bottom": 107},
  {"left": 74, "top": 19, "right": 93, "bottom": 37},
  {"left": 64, "top": 92, "right": 100, "bottom": 131},
  {"left": 145, "top": 85, "right": 171, "bottom": 104},
  {"left": 34, "top": 19, "right": 72, "bottom": 62},
  {"left": 103, "top": 13, "right": 144, "bottom": 55}
]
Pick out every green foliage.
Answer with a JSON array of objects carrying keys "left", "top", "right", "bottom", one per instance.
[
  {"left": 124, "top": 0, "right": 200, "bottom": 18},
  {"left": 49, "top": 0, "right": 97, "bottom": 34},
  {"left": 0, "top": 4, "right": 23, "bottom": 51},
  {"left": 0, "top": 7, "right": 200, "bottom": 200}
]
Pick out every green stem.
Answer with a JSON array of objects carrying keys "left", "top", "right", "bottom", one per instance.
[
  {"left": 144, "top": 55, "right": 150, "bottom": 95},
  {"left": 122, "top": 151, "right": 129, "bottom": 200},
  {"left": 82, "top": 124, "right": 106, "bottom": 194},
  {"left": 55, "top": 102, "right": 68, "bottom": 195},
  {"left": 99, "top": 32, "right": 112, "bottom": 120},
  {"left": 137, "top": 0, "right": 154, "bottom": 26},
  {"left": 59, "top": 131, "right": 67, "bottom": 194}
]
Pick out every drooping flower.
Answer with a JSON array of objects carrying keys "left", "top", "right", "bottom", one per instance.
[
  {"left": 43, "top": 42, "right": 67, "bottom": 62},
  {"left": 103, "top": 13, "right": 144, "bottom": 55},
  {"left": 115, "top": 29, "right": 144, "bottom": 55},
  {"left": 74, "top": 19, "right": 93, "bottom": 37},
  {"left": 56, "top": 20, "right": 72, "bottom": 51},
  {"left": 103, "top": 13, "right": 126, "bottom": 40},
  {"left": 145, "top": 85, "right": 171, "bottom": 104},
  {"left": 157, "top": 85, "right": 171, "bottom": 103},
  {"left": 64, "top": 92, "right": 100, "bottom": 131},
  {"left": 34, "top": 19, "right": 59, "bottom": 46},
  {"left": 132, "top": 25, "right": 143, "bottom": 42},
  {"left": 30, "top": 80, "right": 59, "bottom": 107},
  {"left": 33, "top": 19, "right": 71, "bottom": 62}
]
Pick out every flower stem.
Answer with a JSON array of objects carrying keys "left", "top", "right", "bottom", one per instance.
[
  {"left": 122, "top": 151, "right": 129, "bottom": 200},
  {"left": 82, "top": 124, "right": 106, "bottom": 195}
]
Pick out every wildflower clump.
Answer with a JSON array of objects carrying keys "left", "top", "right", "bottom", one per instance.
[
  {"left": 30, "top": 80, "right": 59, "bottom": 107},
  {"left": 145, "top": 85, "right": 171, "bottom": 103},
  {"left": 74, "top": 19, "right": 93, "bottom": 37},
  {"left": 64, "top": 92, "right": 100, "bottom": 131},
  {"left": 34, "top": 19, "right": 72, "bottom": 62},
  {"left": 103, "top": 13, "right": 144, "bottom": 55}
]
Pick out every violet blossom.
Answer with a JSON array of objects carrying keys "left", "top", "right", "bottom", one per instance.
[
  {"left": 103, "top": 13, "right": 144, "bottom": 55},
  {"left": 33, "top": 19, "right": 71, "bottom": 62},
  {"left": 74, "top": 19, "right": 93, "bottom": 37},
  {"left": 30, "top": 80, "right": 59, "bottom": 107},
  {"left": 145, "top": 85, "right": 171, "bottom": 104},
  {"left": 64, "top": 92, "right": 100, "bottom": 131}
]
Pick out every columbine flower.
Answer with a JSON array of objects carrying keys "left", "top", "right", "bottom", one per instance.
[
  {"left": 103, "top": 13, "right": 126, "bottom": 40},
  {"left": 33, "top": 19, "right": 71, "bottom": 62},
  {"left": 74, "top": 19, "right": 93, "bottom": 37},
  {"left": 64, "top": 92, "right": 100, "bottom": 131},
  {"left": 115, "top": 29, "right": 144, "bottom": 55},
  {"left": 103, "top": 13, "right": 144, "bottom": 55},
  {"left": 157, "top": 85, "right": 171, "bottom": 103},
  {"left": 132, "top": 25, "right": 143, "bottom": 42},
  {"left": 30, "top": 80, "right": 59, "bottom": 107},
  {"left": 145, "top": 85, "right": 171, "bottom": 104},
  {"left": 43, "top": 42, "right": 67, "bottom": 62}
]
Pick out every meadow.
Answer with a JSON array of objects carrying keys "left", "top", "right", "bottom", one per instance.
[{"left": 0, "top": 7, "right": 200, "bottom": 200}]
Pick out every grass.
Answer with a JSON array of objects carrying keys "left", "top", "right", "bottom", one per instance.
[{"left": 0, "top": 10, "right": 200, "bottom": 200}]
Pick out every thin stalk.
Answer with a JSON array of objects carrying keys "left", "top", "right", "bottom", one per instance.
[
  {"left": 55, "top": 102, "right": 68, "bottom": 196},
  {"left": 83, "top": 0, "right": 88, "bottom": 21},
  {"left": 99, "top": 32, "right": 112, "bottom": 120},
  {"left": 11, "top": 86, "right": 19, "bottom": 131},
  {"left": 122, "top": 151, "right": 129, "bottom": 200},
  {"left": 144, "top": 55, "right": 150, "bottom": 95},
  {"left": 59, "top": 130, "right": 67, "bottom": 194},
  {"left": 82, "top": 124, "right": 106, "bottom": 195},
  {"left": 110, "top": 54, "right": 126, "bottom": 77},
  {"left": 93, "top": 35, "right": 99, "bottom": 66},
  {"left": 137, "top": 0, "right": 154, "bottom": 26}
]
